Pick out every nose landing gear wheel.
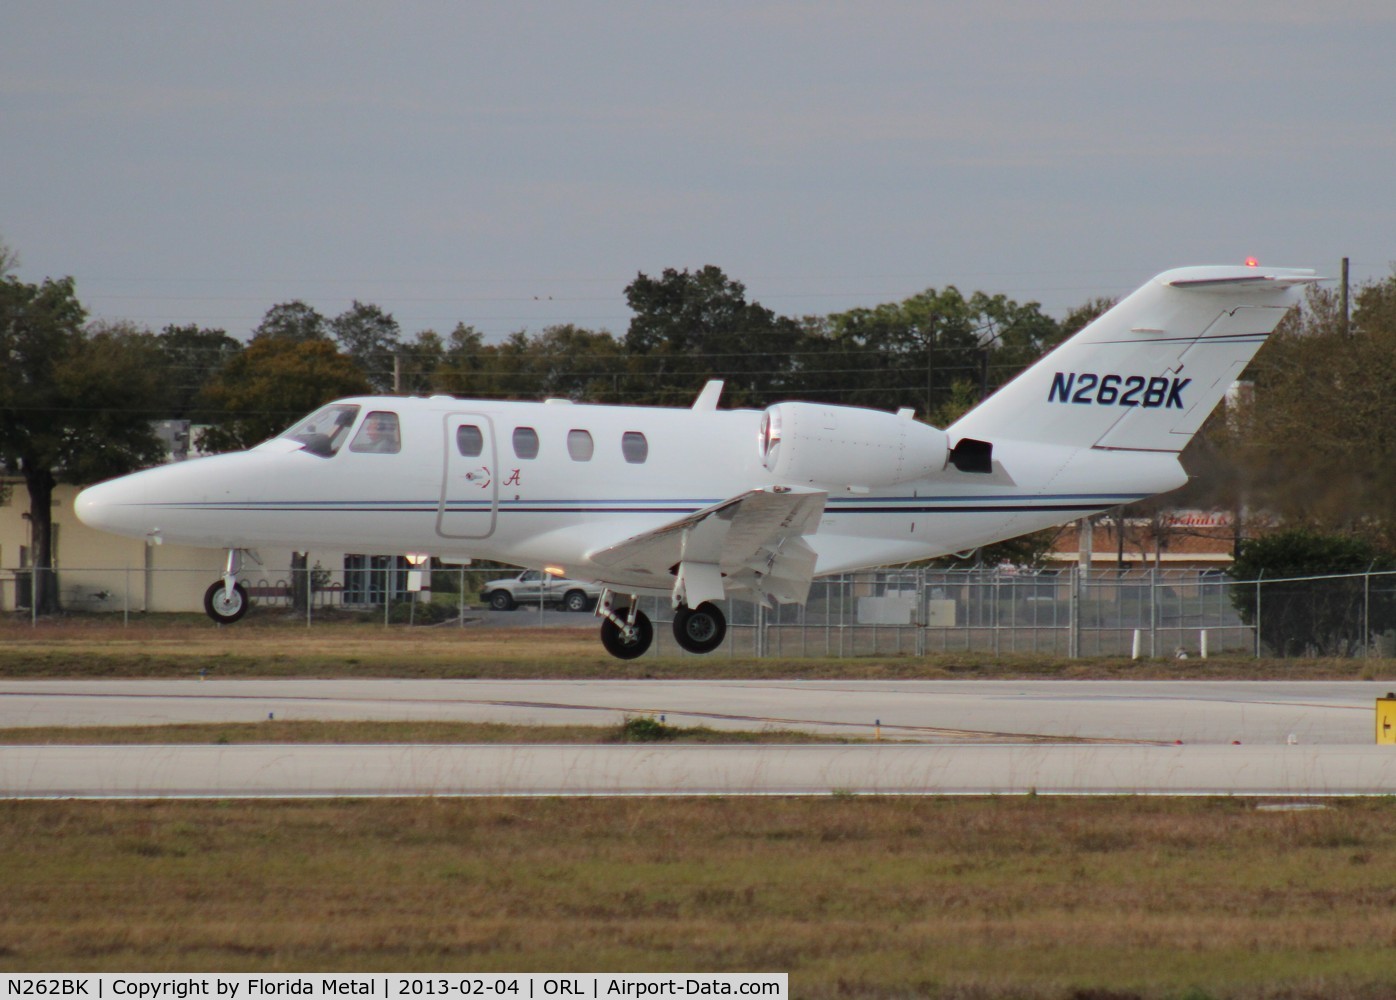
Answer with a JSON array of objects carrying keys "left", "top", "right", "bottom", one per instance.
[
  {"left": 672, "top": 602, "right": 727, "bottom": 654},
  {"left": 600, "top": 608, "right": 653, "bottom": 660},
  {"left": 203, "top": 580, "right": 249, "bottom": 624}
]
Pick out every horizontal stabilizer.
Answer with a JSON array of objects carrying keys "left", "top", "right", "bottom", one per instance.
[{"left": 1164, "top": 270, "right": 1323, "bottom": 290}]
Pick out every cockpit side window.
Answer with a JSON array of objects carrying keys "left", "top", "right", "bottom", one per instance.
[
  {"left": 349, "top": 411, "right": 402, "bottom": 454},
  {"left": 279, "top": 403, "right": 361, "bottom": 457}
]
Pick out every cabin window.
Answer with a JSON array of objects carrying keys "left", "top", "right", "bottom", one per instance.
[
  {"left": 456, "top": 424, "right": 484, "bottom": 457},
  {"left": 349, "top": 411, "right": 402, "bottom": 454},
  {"left": 280, "top": 403, "right": 360, "bottom": 457},
  {"left": 621, "top": 431, "right": 648, "bottom": 464},
  {"left": 567, "top": 429, "right": 594, "bottom": 461},
  {"left": 513, "top": 426, "right": 540, "bottom": 460}
]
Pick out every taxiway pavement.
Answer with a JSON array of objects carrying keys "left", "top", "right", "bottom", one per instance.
[{"left": 2, "top": 679, "right": 1393, "bottom": 797}]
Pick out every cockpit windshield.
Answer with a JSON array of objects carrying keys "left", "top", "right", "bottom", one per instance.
[{"left": 278, "top": 403, "right": 361, "bottom": 457}]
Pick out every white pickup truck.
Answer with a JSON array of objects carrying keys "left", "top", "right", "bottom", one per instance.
[{"left": 480, "top": 569, "right": 602, "bottom": 612}]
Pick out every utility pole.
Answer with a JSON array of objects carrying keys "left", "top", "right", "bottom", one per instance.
[{"left": 1341, "top": 257, "right": 1350, "bottom": 336}]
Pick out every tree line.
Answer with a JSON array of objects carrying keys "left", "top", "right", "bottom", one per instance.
[{"left": 2, "top": 257, "right": 1099, "bottom": 458}]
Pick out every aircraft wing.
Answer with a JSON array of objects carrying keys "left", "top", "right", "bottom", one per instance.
[{"left": 587, "top": 487, "right": 827, "bottom": 607}]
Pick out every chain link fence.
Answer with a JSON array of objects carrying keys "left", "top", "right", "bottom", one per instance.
[{"left": 7, "top": 563, "right": 1396, "bottom": 658}]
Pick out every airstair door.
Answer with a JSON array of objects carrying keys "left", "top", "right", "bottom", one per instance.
[{"left": 437, "top": 413, "right": 499, "bottom": 539}]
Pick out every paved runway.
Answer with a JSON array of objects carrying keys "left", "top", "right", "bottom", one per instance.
[{"left": 2, "top": 679, "right": 1394, "bottom": 797}]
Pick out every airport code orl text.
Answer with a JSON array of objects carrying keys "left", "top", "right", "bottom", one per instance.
[{"left": 1048, "top": 373, "right": 1190, "bottom": 409}]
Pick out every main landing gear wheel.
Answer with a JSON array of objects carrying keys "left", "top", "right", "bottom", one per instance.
[
  {"left": 203, "top": 580, "right": 249, "bottom": 624},
  {"left": 672, "top": 602, "right": 727, "bottom": 654},
  {"left": 600, "top": 608, "right": 653, "bottom": 660}
]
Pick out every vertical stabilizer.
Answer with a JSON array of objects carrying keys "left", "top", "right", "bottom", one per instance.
[{"left": 949, "top": 265, "right": 1319, "bottom": 453}]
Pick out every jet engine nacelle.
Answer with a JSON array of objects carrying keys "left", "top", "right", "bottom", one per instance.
[{"left": 759, "top": 402, "right": 950, "bottom": 489}]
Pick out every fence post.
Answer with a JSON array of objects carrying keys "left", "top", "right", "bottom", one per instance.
[
  {"left": 1149, "top": 567, "right": 1158, "bottom": 658},
  {"left": 1364, "top": 566, "right": 1372, "bottom": 657},
  {"left": 915, "top": 567, "right": 926, "bottom": 657},
  {"left": 1255, "top": 570, "right": 1264, "bottom": 658},
  {"left": 839, "top": 575, "right": 846, "bottom": 658},
  {"left": 992, "top": 570, "right": 1001, "bottom": 658},
  {"left": 1068, "top": 565, "right": 1078, "bottom": 658}
]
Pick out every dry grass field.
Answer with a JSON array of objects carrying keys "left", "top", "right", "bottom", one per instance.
[
  {"left": 2, "top": 615, "right": 1393, "bottom": 681},
  {"left": 2, "top": 797, "right": 1395, "bottom": 998}
]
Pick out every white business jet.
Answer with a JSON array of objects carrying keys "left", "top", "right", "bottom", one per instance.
[{"left": 76, "top": 264, "right": 1317, "bottom": 658}]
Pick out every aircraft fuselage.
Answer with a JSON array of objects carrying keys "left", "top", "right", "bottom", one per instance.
[{"left": 75, "top": 393, "right": 1178, "bottom": 596}]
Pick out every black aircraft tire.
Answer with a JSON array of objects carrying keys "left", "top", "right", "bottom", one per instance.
[
  {"left": 672, "top": 602, "right": 727, "bottom": 654},
  {"left": 600, "top": 609, "right": 653, "bottom": 660},
  {"left": 203, "top": 581, "right": 249, "bottom": 624}
]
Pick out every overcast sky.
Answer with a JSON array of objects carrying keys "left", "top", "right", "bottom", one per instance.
[{"left": 3, "top": 1, "right": 1394, "bottom": 343}]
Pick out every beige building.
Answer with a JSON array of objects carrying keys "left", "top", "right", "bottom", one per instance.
[
  {"left": 1047, "top": 510, "right": 1240, "bottom": 575},
  {"left": 0, "top": 479, "right": 412, "bottom": 614}
]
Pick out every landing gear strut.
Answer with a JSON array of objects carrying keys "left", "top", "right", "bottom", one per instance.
[
  {"left": 672, "top": 602, "right": 727, "bottom": 654},
  {"left": 597, "top": 592, "right": 653, "bottom": 660},
  {"left": 204, "top": 548, "right": 250, "bottom": 624}
]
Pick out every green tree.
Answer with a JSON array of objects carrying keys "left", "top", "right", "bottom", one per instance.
[
  {"left": 331, "top": 301, "right": 401, "bottom": 392},
  {"left": 624, "top": 266, "right": 805, "bottom": 406},
  {"left": 429, "top": 323, "right": 488, "bottom": 396},
  {"left": 965, "top": 290, "right": 1064, "bottom": 391},
  {"left": 253, "top": 300, "right": 328, "bottom": 343},
  {"left": 156, "top": 323, "right": 243, "bottom": 420},
  {"left": 475, "top": 324, "right": 626, "bottom": 401},
  {"left": 399, "top": 328, "right": 445, "bottom": 394},
  {"left": 1227, "top": 529, "right": 1396, "bottom": 656},
  {"left": 1222, "top": 278, "right": 1396, "bottom": 544},
  {"left": 198, "top": 338, "right": 370, "bottom": 453},
  {"left": 1058, "top": 296, "right": 1116, "bottom": 340},
  {"left": 0, "top": 277, "right": 165, "bottom": 612},
  {"left": 804, "top": 286, "right": 1061, "bottom": 421},
  {"left": 802, "top": 288, "right": 975, "bottom": 413}
]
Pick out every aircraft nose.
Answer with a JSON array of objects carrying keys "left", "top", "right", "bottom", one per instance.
[{"left": 74, "top": 477, "right": 151, "bottom": 538}]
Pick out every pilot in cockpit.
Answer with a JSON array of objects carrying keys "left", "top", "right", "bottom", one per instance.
[{"left": 350, "top": 411, "right": 401, "bottom": 454}]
